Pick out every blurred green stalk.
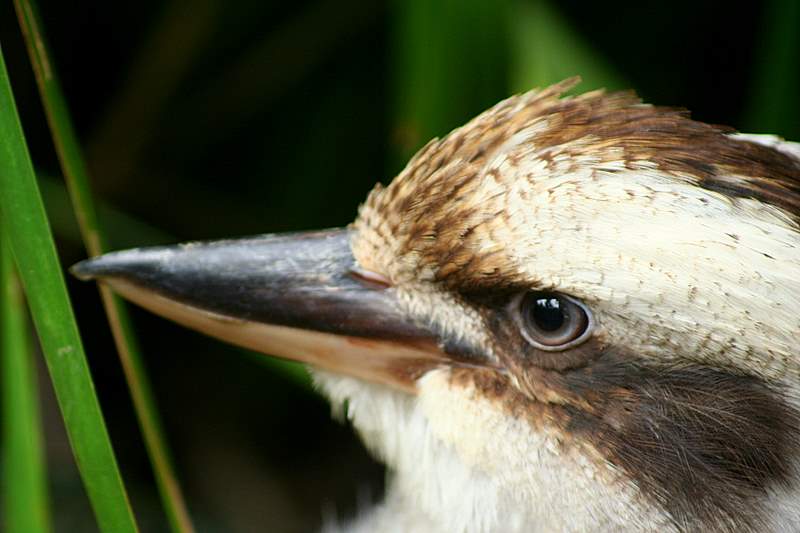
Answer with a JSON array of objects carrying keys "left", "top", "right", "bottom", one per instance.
[
  {"left": 1, "top": 230, "right": 52, "bottom": 533},
  {"left": 508, "top": 0, "right": 625, "bottom": 94},
  {"left": 37, "top": 174, "right": 312, "bottom": 389},
  {"left": 744, "top": 0, "right": 799, "bottom": 139},
  {"left": 13, "top": 1, "right": 195, "bottom": 532},
  {"left": 391, "top": 0, "right": 508, "bottom": 163},
  {"left": 392, "top": 0, "right": 626, "bottom": 169},
  {"left": 0, "top": 45, "right": 138, "bottom": 533}
]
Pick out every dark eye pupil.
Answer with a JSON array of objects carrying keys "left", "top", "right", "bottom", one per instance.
[
  {"left": 518, "top": 291, "right": 591, "bottom": 350},
  {"left": 533, "top": 297, "right": 566, "bottom": 331}
]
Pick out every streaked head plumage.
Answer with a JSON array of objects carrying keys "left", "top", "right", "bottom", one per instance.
[
  {"left": 346, "top": 78, "right": 800, "bottom": 531},
  {"left": 72, "top": 78, "right": 800, "bottom": 532}
]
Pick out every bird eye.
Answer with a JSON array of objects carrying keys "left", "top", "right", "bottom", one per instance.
[{"left": 518, "top": 291, "right": 592, "bottom": 351}]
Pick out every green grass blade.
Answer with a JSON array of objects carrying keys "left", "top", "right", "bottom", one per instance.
[
  {"left": 1, "top": 229, "right": 52, "bottom": 533},
  {"left": 13, "top": 1, "right": 196, "bottom": 531},
  {"left": 508, "top": 0, "right": 626, "bottom": 94},
  {"left": 37, "top": 174, "right": 312, "bottom": 389},
  {"left": 0, "top": 45, "right": 139, "bottom": 533}
]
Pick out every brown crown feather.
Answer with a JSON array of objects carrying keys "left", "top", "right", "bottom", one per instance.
[{"left": 353, "top": 78, "right": 800, "bottom": 287}]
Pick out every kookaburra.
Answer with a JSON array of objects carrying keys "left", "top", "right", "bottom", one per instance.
[{"left": 72, "top": 79, "right": 800, "bottom": 532}]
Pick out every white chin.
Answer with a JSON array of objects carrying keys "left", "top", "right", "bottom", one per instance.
[{"left": 310, "top": 367, "right": 678, "bottom": 533}]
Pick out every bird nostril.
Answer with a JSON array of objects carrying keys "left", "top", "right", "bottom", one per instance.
[{"left": 349, "top": 267, "right": 392, "bottom": 289}]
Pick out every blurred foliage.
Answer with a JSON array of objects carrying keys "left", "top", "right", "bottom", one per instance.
[
  {"left": 744, "top": 0, "right": 800, "bottom": 138},
  {"left": 391, "top": 0, "right": 508, "bottom": 163},
  {"left": 508, "top": 0, "right": 627, "bottom": 93},
  {"left": 0, "top": 0, "right": 797, "bottom": 531}
]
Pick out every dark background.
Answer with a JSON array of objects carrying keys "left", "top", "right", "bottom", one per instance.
[{"left": 1, "top": 0, "right": 798, "bottom": 531}]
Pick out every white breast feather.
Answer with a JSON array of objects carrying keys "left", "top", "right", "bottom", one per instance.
[{"left": 313, "top": 369, "right": 675, "bottom": 533}]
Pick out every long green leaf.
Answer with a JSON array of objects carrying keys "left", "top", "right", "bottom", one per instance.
[
  {"left": 0, "top": 45, "right": 138, "bottom": 533},
  {"left": 1, "top": 229, "right": 52, "bottom": 533},
  {"left": 13, "top": 1, "right": 196, "bottom": 531}
]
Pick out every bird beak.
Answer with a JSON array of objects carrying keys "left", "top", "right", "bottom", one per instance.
[{"left": 71, "top": 229, "right": 446, "bottom": 393}]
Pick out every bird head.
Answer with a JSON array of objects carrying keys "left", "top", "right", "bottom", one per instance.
[{"left": 72, "top": 79, "right": 800, "bottom": 532}]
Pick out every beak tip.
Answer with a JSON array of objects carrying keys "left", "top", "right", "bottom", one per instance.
[
  {"left": 69, "top": 246, "right": 174, "bottom": 282},
  {"left": 70, "top": 258, "right": 102, "bottom": 281}
]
